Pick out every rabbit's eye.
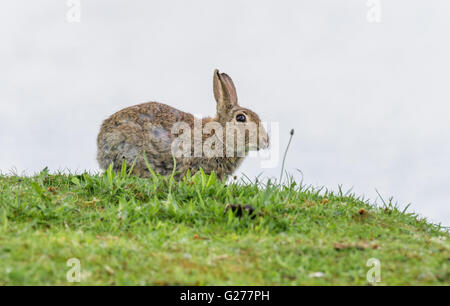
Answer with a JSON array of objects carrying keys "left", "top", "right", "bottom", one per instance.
[{"left": 236, "top": 114, "right": 246, "bottom": 122}]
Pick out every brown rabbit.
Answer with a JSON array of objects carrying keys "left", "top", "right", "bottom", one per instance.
[{"left": 97, "top": 69, "right": 269, "bottom": 180}]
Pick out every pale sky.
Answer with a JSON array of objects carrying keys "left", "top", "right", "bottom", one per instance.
[{"left": 1, "top": 0, "right": 449, "bottom": 225}]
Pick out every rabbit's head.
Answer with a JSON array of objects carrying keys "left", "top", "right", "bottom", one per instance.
[{"left": 213, "top": 69, "right": 269, "bottom": 154}]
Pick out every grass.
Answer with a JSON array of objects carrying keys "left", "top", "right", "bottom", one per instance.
[{"left": 0, "top": 166, "right": 448, "bottom": 285}]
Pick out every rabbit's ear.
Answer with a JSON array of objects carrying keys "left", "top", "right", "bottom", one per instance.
[{"left": 213, "top": 69, "right": 238, "bottom": 113}]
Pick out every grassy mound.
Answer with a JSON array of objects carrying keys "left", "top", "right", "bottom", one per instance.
[{"left": 0, "top": 168, "right": 448, "bottom": 285}]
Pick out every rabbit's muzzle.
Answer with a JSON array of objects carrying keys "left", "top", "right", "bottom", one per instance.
[{"left": 258, "top": 127, "right": 270, "bottom": 151}]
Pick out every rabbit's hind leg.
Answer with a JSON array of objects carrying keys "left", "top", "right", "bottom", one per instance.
[{"left": 97, "top": 121, "right": 144, "bottom": 173}]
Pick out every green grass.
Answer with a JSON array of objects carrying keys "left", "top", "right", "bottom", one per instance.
[{"left": 0, "top": 167, "right": 448, "bottom": 285}]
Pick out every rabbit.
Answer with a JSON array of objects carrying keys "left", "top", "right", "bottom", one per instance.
[{"left": 97, "top": 69, "right": 269, "bottom": 180}]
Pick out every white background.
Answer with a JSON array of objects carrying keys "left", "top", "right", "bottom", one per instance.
[{"left": 1, "top": 1, "right": 449, "bottom": 225}]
